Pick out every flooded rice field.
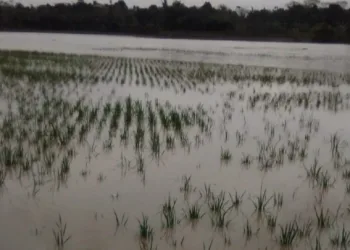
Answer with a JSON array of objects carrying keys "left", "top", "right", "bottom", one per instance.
[{"left": 0, "top": 34, "right": 350, "bottom": 250}]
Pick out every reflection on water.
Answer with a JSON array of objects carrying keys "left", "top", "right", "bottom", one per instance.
[{"left": 0, "top": 46, "right": 349, "bottom": 250}]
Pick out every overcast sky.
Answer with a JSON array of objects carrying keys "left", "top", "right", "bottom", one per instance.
[{"left": 16, "top": 0, "right": 350, "bottom": 9}]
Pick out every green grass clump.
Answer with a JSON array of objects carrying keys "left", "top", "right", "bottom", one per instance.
[
  {"left": 229, "top": 190, "right": 245, "bottom": 208},
  {"left": 315, "top": 207, "right": 332, "bottom": 229},
  {"left": 138, "top": 214, "right": 154, "bottom": 240},
  {"left": 278, "top": 222, "right": 298, "bottom": 247},
  {"left": 220, "top": 148, "right": 232, "bottom": 162},
  {"left": 161, "top": 195, "right": 177, "bottom": 229},
  {"left": 267, "top": 213, "right": 277, "bottom": 231},
  {"left": 251, "top": 188, "right": 272, "bottom": 213},
  {"left": 183, "top": 203, "right": 204, "bottom": 221}
]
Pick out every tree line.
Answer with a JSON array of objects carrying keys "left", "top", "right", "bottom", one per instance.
[{"left": 0, "top": 0, "right": 349, "bottom": 43}]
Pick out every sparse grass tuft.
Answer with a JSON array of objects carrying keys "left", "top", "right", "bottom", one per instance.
[
  {"left": 229, "top": 190, "right": 245, "bottom": 208},
  {"left": 273, "top": 192, "right": 283, "bottom": 208},
  {"left": 0, "top": 168, "right": 6, "bottom": 187},
  {"left": 251, "top": 188, "right": 272, "bottom": 213},
  {"left": 267, "top": 213, "right": 277, "bottom": 231},
  {"left": 220, "top": 148, "right": 232, "bottom": 162},
  {"left": 243, "top": 220, "right": 253, "bottom": 241},
  {"left": 278, "top": 222, "right": 298, "bottom": 247},
  {"left": 180, "top": 175, "right": 192, "bottom": 193},
  {"left": 138, "top": 214, "right": 154, "bottom": 240},
  {"left": 113, "top": 210, "right": 129, "bottom": 228},
  {"left": 52, "top": 214, "right": 71, "bottom": 248},
  {"left": 314, "top": 207, "right": 332, "bottom": 229},
  {"left": 295, "top": 219, "right": 312, "bottom": 238},
  {"left": 161, "top": 195, "right": 177, "bottom": 229},
  {"left": 330, "top": 225, "right": 350, "bottom": 248},
  {"left": 183, "top": 203, "right": 204, "bottom": 221}
]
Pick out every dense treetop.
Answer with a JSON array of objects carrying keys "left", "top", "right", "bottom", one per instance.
[{"left": 0, "top": 0, "right": 349, "bottom": 43}]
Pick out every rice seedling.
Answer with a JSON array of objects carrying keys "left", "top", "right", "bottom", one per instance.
[
  {"left": 103, "top": 138, "right": 113, "bottom": 152},
  {"left": 183, "top": 203, "right": 204, "bottom": 221},
  {"left": 135, "top": 152, "right": 145, "bottom": 174},
  {"left": 97, "top": 173, "right": 106, "bottom": 182},
  {"left": 149, "top": 131, "right": 161, "bottom": 159},
  {"left": 251, "top": 188, "right": 273, "bottom": 213},
  {"left": 0, "top": 145, "right": 17, "bottom": 168},
  {"left": 273, "top": 192, "right": 283, "bottom": 208},
  {"left": 220, "top": 148, "right": 232, "bottom": 162},
  {"left": 243, "top": 220, "right": 253, "bottom": 241},
  {"left": 164, "top": 134, "right": 174, "bottom": 150},
  {"left": 202, "top": 183, "right": 213, "bottom": 201},
  {"left": 295, "top": 219, "right": 313, "bottom": 238},
  {"left": 211, "top": 207, "right": 232, "bottom": 229},
  {"left": 346, "top": 183, "right": 350, "bottom": 194},
  {"left": 305, "top": 158, "right": 322, "bottom": 181},
  {"left": 311, "top": 237, "right": 322, "bottom": 250},
  {"left": 180, "top": 175, "right": 192, "bottom": 193},
  {"left": 266, "top": 213, "right": 277, "bottom": 231},
  {"left": 60, "top": 155, "right": 71, "bottom": 175},
  {"left": 229, "top": 190, "right": 245, "bottom": 208},
  {"left": 343, "top": 169, "right": 350, "bottom": 179},
  {"left": 161, "top": 195, "right": 177, "bottom": 229},
  {"left": 330, "top": 225, "right": 350, "bottom": 248},
  {"left": 278, "top": 222, "right": 298, "bottom": 247},
  {"left": 241, "top": 154, "right": 252, "bottom": 167},
  {"left": 202, "top": 239, "right": 214, "bottom": 250},
  {"left": 314, "top": 206, "right": 332, "bottom": 229},
  {"left": 52, "top": 214, "right": 71, "bottom": 249},
  {"left": 139, "top": 236, "right": 158, "bottom": 250},
  {"left": 329, "top": 132, "right": 347, "bottom": 159},
  {"left": 137, "top": 214, "right": 154, "bottom": 240},
  {"left": 208, "top": 191, "right": 230, "bottom": 213},
  {"left": 316, "top": 171, "right": 335, "bottom": 190},
  {"left": 0, "top": 168, "right": 6, "bottom": 187},
  {"left": 113, "top": 209, "right": 129, "bottom": 228}
]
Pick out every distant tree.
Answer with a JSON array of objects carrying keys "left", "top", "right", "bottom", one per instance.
[{"left": 0, "top": 0, "right": 349, "bottom": 43}]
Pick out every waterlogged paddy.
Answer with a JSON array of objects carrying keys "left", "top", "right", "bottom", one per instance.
[{"left": 0, "top": 48, "right": 350, "bottom": 250}]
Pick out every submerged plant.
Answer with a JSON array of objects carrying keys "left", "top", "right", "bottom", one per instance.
[
  {"left": 202, "top": 239, "right": 214, "bottom": 250},
  {"left": 113, "top": 209, "right": 129, "bottom": 228},
  {"left": 278, "top": 222, "right": 298, "bottom": 247},
  {"left": 180, "top": 175, "right": 192, "bottom": 193},
  {"left": 0, "top": 168, "right": 6, "bottom": 187},
  {"left": 295, "top": 219, "right": 313, "bottom": 238},
  {"left": 210, "top": 207, "right": 232, "bottom": 229},
  {"left": 208, "top": 191, "right": 229, "bottom": 213},
  {"left": 314, "top": 207, "right": 332, "bottom": 229},
  {"left": 243, "top": 220, "right": 253, "bottom": 241},
  {"left": 138, "top": 214, "right": 154, "bottom": 240},
  {"left": 229, "top": 190, "right": 245, "bottom": 208},
  {"left": 311, "top": 237, "right": 322, "bottom": 250},
  {"left": 251, "top": 188, "right": 272, "bottom": 213},
  {"left": 161, "top": 195, "right": 177, "bottom": 229},
  {"left": 220, "top": 148, "right": 232, "bottom": 162},
  {"left": 183, "top": 203, "right": 204, "bottom": 221},
  {"left": 330, "top": 225, "right": 350, "bottom": 248},
  {"left": 52, "top": 214, "right": 71, "bottom": 249},
  {"left": 273, "top": 192, "right": 283, "bottom": 208},
  {"left": 305, "top": 158, "right": 322, "bottom": 181},
  {"left": 267, "top": 213, "right": 277, "bottom": 231}
]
